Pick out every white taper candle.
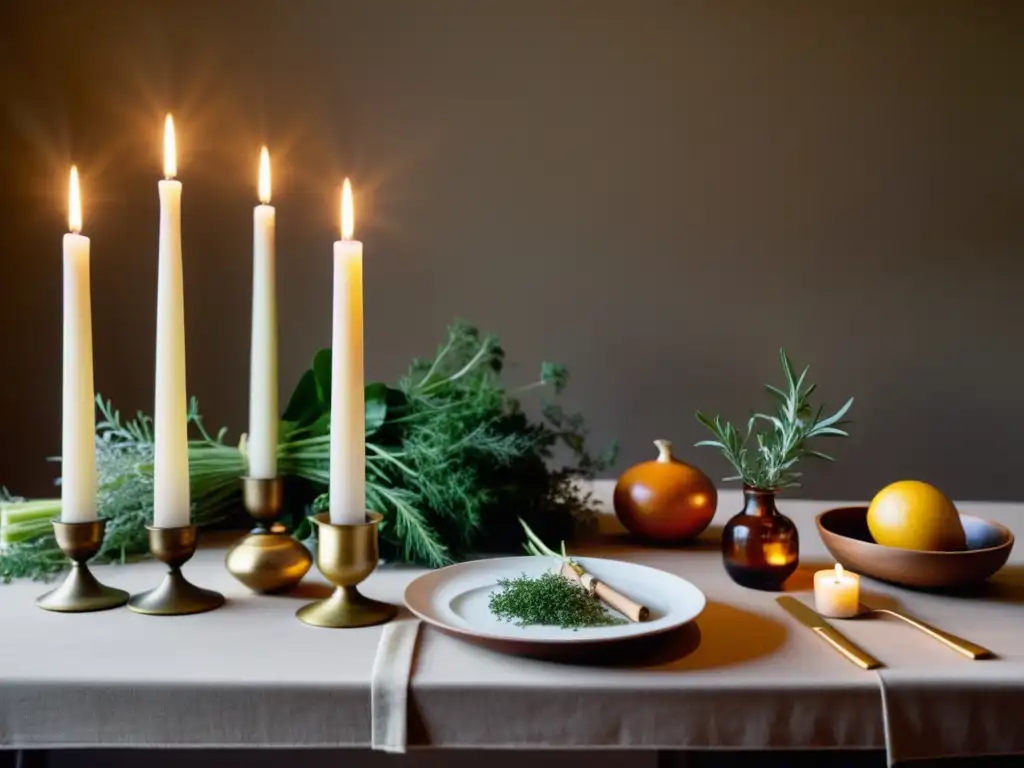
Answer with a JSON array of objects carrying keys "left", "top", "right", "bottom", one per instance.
[
  {"left": 329, "top": 179, "right": 365, "bottom": 525},
  {"left": 153, "top": 114, "right": 190, "bottom": 529},
  {"left": 248, "top": 146, "right": 278, "bottom": 478},
  {"left": 61, "top": 166, "right": 97, "bottom": 523}
]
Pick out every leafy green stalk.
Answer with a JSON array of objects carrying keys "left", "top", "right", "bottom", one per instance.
[
  {"left": 520, "top": 517, "right": 568, "bottom": 562},
  {"left": 1, "top": 517, "right": 54, "bottom": 546},
  {"left": 0, "top": 496, "right": 60, "bottom": 546},
  {"left": 694, "top": 349, "right": 852, "bottom": 490}
]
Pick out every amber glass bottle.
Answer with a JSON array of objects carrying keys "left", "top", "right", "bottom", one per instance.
[{"left": 721, "top": 487, "right": 798, "bottom": 590}]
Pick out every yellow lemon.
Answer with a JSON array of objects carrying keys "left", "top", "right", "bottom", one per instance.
[{"left": 866, "top": 480, "right": 966, "bottom": 551}]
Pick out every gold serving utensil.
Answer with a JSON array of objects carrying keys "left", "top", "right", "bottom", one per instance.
[
  {"left": 859, "top": 601, "right": 993, "bottom": 660},
  {"left": 776, "top": 596, "right": 882, "bottom": 670}
]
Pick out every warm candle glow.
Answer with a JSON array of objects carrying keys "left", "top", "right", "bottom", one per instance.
[
  {"left": 68, "top": 166, "right": 82, "bottom": 234},
  {"left": 341, "top": 178, "right": 354, "bottom": 240},
  {"left": 765, "top": 543, "right": 790, "bottom": 567},
  {"left": 258, "top": 146, "right": 271, "bottom": 204},
  {"left": 835, "top": 563, "right": 845, "bottom": 582},
  {"left": 163, "top": 114, "right": 177, "bottom": 179}
]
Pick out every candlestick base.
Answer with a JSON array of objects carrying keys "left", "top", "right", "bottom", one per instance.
[
  {"left": 296, "top": 512, "right": 397, "bottom": 628},
  {"left": 226, "top": 477, "right": 312, "bottom": 594},
  {"left": 36, "top": 521, "right": 129, "bottom": 613},
  {"left": 296, "top": 584, "right": 398, "bottom": 628},
  {"left": 128, "top": 525, "right": 225, "bottom": 616}
]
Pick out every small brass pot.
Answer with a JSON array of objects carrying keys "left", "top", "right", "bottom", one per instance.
[
  {"left": 226, "top": 477, "right": 312, "bottom": 593},
  {"left": 296, "top": 512, "right": 397, "bottom": 628}
]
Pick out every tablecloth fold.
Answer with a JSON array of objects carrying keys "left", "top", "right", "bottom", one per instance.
[
  {"left": 879, "top": 666, "right": 1024, "bottom": 765},
  {"left": 371, "top": 618, "right": 421, "bottom": 753}
]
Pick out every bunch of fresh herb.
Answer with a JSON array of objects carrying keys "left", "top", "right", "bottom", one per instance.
[
  {"left": 488, "top": 571, "right": 626, "bottom": 629},
  {"left": 0, "top": 397, "right": 243, "bottom": 581},
  {"left": 694, "top": 349, "right": 853, "bottom": 490},
  {"left": 299, "top": 320, "right": 616, "bottom": 566},
  {"left": 486, "top": 518, "right": 626, "bottom": 629},
  {"left": 1, "top": 320, "right": 614, "bottom": 579}
]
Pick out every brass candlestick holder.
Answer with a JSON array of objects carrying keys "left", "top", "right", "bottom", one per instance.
[
  {"left": 296, "top": 512, "right": 397, "bottom": 628},
  {"left": 37, "top": 520, "right": 129, "bottom": 613},
  {"left": 127, "top": 524, "right": 225, "bottom": 615},
  {"left": 225, "top": 477, "right": 313, "bottom": 593}
]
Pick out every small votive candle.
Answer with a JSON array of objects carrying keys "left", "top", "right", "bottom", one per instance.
[{"left": 814, "top": 563, "right": 860, "bottom": 618}]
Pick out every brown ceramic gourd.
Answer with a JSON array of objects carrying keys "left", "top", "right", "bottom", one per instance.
[{"left": 613, "top": 439, "right": 718, "bottom": 542}]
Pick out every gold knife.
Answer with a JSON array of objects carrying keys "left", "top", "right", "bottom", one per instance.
[
  {"left": 776, "top": 596, "right": 882, "bottom": 670},
  {"left": 860, "top": 602, "right": 993, "bottom": 660}
]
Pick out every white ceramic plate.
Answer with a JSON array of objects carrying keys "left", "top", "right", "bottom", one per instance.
[{"left": 404, "top": 556, "right": 706, "bottom": 653}]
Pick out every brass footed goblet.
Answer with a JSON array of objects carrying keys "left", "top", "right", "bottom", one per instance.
[
  {"left": 296, "top": 512, "right": 397, "bottom": 628},
  {"left": 37, "top": 520, "right": 129, "bottom": 612},
  {"left": 128, "top": 525, "right": 225, "bottom": 615},
  {"left": 225, "top": 477, "right": 313, "bottom": 593}
]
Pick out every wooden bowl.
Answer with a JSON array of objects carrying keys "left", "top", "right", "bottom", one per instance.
[{"left": 816, "top": 506, "right": 1014, "bottom": 589}]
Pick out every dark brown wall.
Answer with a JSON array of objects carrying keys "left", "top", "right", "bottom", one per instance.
[{"left": 1, "top": 0, "right": 1022, "bottom": 500}]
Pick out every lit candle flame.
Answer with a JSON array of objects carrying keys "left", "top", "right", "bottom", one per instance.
[
  {"left": 258, "top": 146, "right": 271, "bottom": 204},
  {"left": 341, "top": 178, "right": 354, "bottom": 240},
  {"left": 835, "top": 563, "right": 845, "bottom": 582},
  {"left": 68, "top": 165, "right": 82, "bottom": 234},
  {"left": 163, "top": 114, "right": 177, "bottom": 179}
]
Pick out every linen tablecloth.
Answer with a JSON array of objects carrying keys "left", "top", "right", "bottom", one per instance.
[{"left": 0, "top": 484, "right": 1021, "bottom": 763}]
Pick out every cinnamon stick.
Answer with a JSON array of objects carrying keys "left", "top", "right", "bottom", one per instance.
[{"left": 561, "top": 562, "right": 650, "bottom": 623}]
